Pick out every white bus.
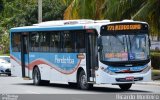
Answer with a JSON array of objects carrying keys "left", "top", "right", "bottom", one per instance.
[{"left": 10, "top": 20, "right": 151, "bottom": 90}]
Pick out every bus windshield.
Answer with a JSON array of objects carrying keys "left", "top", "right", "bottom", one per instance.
[{"left": 99, "top": 33, "right": 149, "bottom": 62}]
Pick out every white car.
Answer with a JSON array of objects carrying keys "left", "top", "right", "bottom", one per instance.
[{"left": 0, "top": 56, "right": 11, "bottom": 76}]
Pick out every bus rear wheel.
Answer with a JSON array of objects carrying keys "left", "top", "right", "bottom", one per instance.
[
  {"left": 119, "top": 83, "right": 132, "bottom": 91},
  {"left": 78, "top": 70, "right": 93, "bottom": 90}
]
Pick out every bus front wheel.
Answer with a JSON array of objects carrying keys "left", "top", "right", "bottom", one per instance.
[
  {"left": 119, "top": 83, "right": 132, "bottom": 91},
  {"left": 33, "top": 67, "right": 43, "bottom": 85},
  {"left": 78, "top": 70, "right": 93, "bottom": 90}
]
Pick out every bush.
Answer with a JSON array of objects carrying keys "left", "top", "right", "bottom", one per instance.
[{"left": 151, "top": 52, "right": 160, "bottom": 69}]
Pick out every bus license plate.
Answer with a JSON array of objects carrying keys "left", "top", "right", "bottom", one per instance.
[{"left": 125, "top": 77, "right": 134, "bottom": 81}]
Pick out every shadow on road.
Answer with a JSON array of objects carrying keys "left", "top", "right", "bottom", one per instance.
[
  {"left": 12, "top": 82, "right": 151, "bottom": 93},
  {"left": 0, "top": 74, "right": 15, "bottom": 77}
]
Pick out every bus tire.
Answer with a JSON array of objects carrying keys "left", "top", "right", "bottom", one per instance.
[
  {"left": 119, "top": 83, "right": 132, "bottom": 91},
  {"left": 78, "top": 70, "right": 93, "bottom": 90},
  {"left": 7, "top": 73, "right": 11, "bottom": 76},
  {"left": 33, "top": 67, "right": 43, "bottom": 86}
]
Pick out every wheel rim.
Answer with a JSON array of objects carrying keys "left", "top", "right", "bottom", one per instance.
[
  {"left": 80, "top": 74, "right": 88, "bottom": 89},
  {"left": 34, "top": 70, "right": 39, "bottom": 84}
]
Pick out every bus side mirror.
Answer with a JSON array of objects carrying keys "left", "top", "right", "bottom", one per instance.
[
  {"left": 97, "top": 36, "right": 101, "bottom": 46},
  {"left": 98, "top": 45, "right": 103, "bottom": 52},
  {"left": 97, "top": 39, "right": 100, "bottom": 46},
  {"left": 97, "top": 37, "right": 102, "bottom": 52}
]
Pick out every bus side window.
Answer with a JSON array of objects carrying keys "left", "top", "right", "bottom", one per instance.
[
  {"left": 30, "top": 32, "right": 39, "bottom": 52},
  {"left": 39, "top": 32, "right": 50, "bottom": 52},
  {"left": 50, "top": 32, "right": 60, "bottom": 52},
  {"left": 63, "top": 31, "right": 74, "bottom": 53},
  {"left": 76, "top": 31, "right": 85, "bottom": 53},
  {"left": 11, "top": 33, "right": 21, "bottom": 52}
]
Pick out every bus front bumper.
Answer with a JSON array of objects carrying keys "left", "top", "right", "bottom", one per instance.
[{"left": 95, "top": 69, "right": 151, "bottom": 84}]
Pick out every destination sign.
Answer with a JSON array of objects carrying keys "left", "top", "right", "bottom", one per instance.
[
  {"left": 107, "top": 24, "right": 141, "bottom": 31},
  {"left": 100, "top": 23, "right": 148, "bottom": 35}
]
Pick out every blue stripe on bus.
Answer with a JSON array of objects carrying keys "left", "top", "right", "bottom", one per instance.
[{"left": 10, "top": 26, "right": 84, "bottom": 32}]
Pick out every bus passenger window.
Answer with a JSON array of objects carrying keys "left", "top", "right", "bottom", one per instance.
[
  {"left": 50, "top": 32, "right": 60, "bottom": 52},
  {"left": 63, "top": 32, "right": 74, "bottom": 53},
  {"left": 76, "top": 32, "right": 85, "bottom": 53},
  {"left": 11, "top": 33, "right": 21, "bottom": 52},
  {"left": 39, "top": 32, "right": 50, "bottom": 52},
  {"left": 30, "top": 32, "right": 39, "bottom": 52}
]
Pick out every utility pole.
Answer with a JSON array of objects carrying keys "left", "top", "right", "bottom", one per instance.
[{"left": 38, "top": 0, "right": 42, "bottom": 23}]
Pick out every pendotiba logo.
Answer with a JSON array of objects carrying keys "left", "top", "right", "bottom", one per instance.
[{"left": 54, "top": 55, "right": 74, "bottom": 64}]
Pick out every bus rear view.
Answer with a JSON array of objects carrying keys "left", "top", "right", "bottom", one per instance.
[{"left": 96, "top": 21, "right": 151, "bottom": 90}]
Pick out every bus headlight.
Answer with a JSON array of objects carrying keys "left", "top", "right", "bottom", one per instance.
[
  {"left": 141, "top": 65, "right": 151, "bottom": 73},
  {"left": 101, "top": 66, "right": 116, "bottom": 75}
]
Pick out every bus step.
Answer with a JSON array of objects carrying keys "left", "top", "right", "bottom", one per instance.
[{"left": 23, "top": 77, "right": 31, "bottom": 80}]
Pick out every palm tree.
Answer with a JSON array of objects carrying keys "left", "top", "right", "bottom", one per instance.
[
  {"left": 104, "top": 0, "right": 160, "bottom": 40},
  {"left": 133, "top": 0, "right": 160, "bottom": 40},
  {"left": 104, "top": 0, "right": 147, "bottom": 21},
  {"left": 64, "top": 0, "right": 160, "bottom": 39},
  {"left": 63, "top": 0, "right": 105, "bottom": 20}
]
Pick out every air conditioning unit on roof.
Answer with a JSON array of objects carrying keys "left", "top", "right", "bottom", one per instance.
[
  {"left": 33, "top": 19, "right": 94, "bottom": 26},
  {"left": 95, "top": 20, "right": 110, "bottom": 23}
]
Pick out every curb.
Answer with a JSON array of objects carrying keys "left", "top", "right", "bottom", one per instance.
[{"left": 137, "top": 81, "right": 160, "bottom": 86}]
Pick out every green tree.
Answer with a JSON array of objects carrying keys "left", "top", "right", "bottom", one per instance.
[
  {"left": 64, "top": 0, "right": 160, "bottom": 39},
  {"left": 0, "top": 0, "right": 67, "bottom": 28},
  {"left": 63, "top": 0, "right": 105, "bottom": 20},
  {"left": 103, "top": 0, "right": 147, "bottom": 21},
  {"left": 103, "top": 0, "right": 160, "bottom": 39},
  {"left": 0, "top": 0, "right": 67, "bottom": 53},
  {"left": 43, "top": 0, "right": 66, "bottom": 21},
  {"left": 132, "top": 0, "right": 160, "bottom": 40},
  {"left": 0, "top": 0, "right": 3, "bottom": 13}
]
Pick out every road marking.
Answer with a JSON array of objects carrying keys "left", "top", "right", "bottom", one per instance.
[{"left": 26, "top": 90, "right": 41, "bottom": 94}]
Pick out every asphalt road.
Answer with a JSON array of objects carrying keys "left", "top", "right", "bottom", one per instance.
[{"left": 0, "top": 75, "right": 160, "bottom": 94}]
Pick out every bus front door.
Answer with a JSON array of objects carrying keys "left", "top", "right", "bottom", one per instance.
[
  {"left": 21, "top": 33, "right": 29, "bottom": 78},
  {"left": 86, "top": 32, "right": 98, "bottom": 82}
]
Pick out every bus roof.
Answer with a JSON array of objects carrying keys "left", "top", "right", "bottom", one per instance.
[
  {"left": 107, "top": 20, "right": 148, "bottom": 25},
  {"left": 10, "top": 20, "right": 97, "bottom": 32},
  {"left": 10, "top": 25, "right": 85, "bottom": 32},
  {"left": 10, "top": 20, "right": 148, "bottom": 33}
]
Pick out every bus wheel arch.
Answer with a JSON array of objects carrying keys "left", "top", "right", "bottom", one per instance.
[
  {"left": 77, "top": 67, "right": 93, "bottom": 90},
  {"left": 32, "top": 65, "right": 38, "bottom": 79},
  {"left": 77, "top": 67, "right": 84, "bottom": 82},
  {"left": 32, "top": 65, "right": 50, "bottom": 86}
]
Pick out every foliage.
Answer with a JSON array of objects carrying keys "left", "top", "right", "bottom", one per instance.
[
  {"left": 0, "top": 32, "right": 10, "bottom": 54},
  {"left": 151, "top": 52, "right": 160, "bottom": 69},
  {"left": 0, "top": 0, "right": 3, "bottom": 13},
  {"left": 0, "top": 0, "right": 67, "bottom": 28},
  {"left": 152, "top": 70, "right": 160, "bottom": 76},
  {"left": 42, "top": 0, "right": 66, "bottom": 21},
  {"left": 63, "top": 0, "right": 160, "bottom": 37},
  {"left": 103, "top": 0, "right": 147, "bottom": 20},
  {"left": 0, "top": 0, "right": 67, "bottom": 53},
  {"left": 64, "top": 0, "right": 105, "bottom": 20}
]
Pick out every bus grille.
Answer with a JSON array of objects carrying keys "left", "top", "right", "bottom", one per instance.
[{"left": 116, "top": 77, "right": 143, "bottom": 82}]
